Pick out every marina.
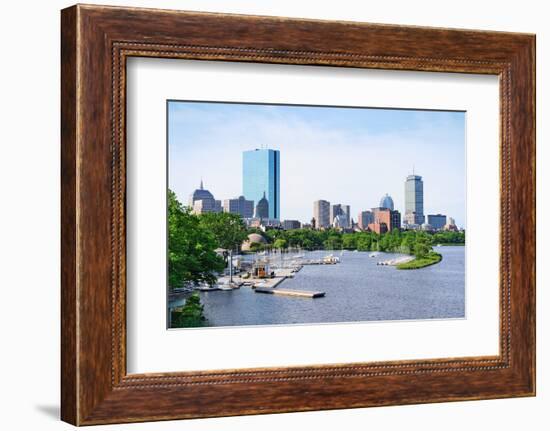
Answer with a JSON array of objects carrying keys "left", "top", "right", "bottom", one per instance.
[{"left": 168, "top": 246, "right": 465, "bottom": 327}]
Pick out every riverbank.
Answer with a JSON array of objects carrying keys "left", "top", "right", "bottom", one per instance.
[
  {"left": 191, "top": 247, "right": 464, "bottom": 327},
  {"left": 396, "top": 251, "right": 442, "bottom": 270}
]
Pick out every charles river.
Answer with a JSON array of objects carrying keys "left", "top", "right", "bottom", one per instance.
[{"left": 170, "top": 246, "right": 465, "bottom": 327}]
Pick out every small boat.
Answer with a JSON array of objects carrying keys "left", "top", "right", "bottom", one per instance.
[{"left": 322, "top": 254, "right": 340, "bottom": 264}]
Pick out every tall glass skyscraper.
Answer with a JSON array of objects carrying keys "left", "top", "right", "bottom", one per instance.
[
  {"left": 242, "top": 149, "right": 280, "bottom": 219},
  {"left": 404, "top": 174, "right": 425, "bottom": 225}
]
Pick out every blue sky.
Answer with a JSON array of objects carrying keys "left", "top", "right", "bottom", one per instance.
[{"left": 168, "top": 101, "right": 466, "bottom": 228}]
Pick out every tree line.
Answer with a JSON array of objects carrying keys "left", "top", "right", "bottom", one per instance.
[
  {"left": 261, "top": 227, "right": 464, "bottom": 256},
  {"left": 168, "top": 189, "right": 465, "bottom": 289}
]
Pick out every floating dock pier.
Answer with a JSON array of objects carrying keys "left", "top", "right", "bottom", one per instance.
[{"left": 255, "top": 287, "right": 325, "bottom": 298}]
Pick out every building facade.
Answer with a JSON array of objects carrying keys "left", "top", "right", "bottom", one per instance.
[
  {"left": 444, "top": 216, "right": 459, "bottom": 231},
  {"left": 332, "top": 214, "right": 348, "bottom": 229},
  {"left": 255, "top": 192, "right": 269, "bottom": 219},
  {"left": 368, "top": 221, "right": 388, "bottom": 235},
  {"left": 192, "top": 198, "right": 222, "bottom": 214},
  {"left": 188, "top": 180, "right": 222, "bottom": 214},
  {"left": 244, "top": 217, "right": 281, "bottom": 230},
  {"left": 370, "top": 207, "right": 401, "bottom": 234},
  {"left": 223, "top": 196, "right": 254, "bottom": 218},
  {"left": 357, "top": 210, "right": 374, "bottom": 230},
  {"left": 282, "top": 220, "right": 301, "bottom": 230},
  {"left": 427, "top": 214, "right": 447, "bottom": 230},
  {"left": 242, "top": 148, "right": 280, "bottom": 220},
  {"left": 404, "top": 174, "right": 425, "bottom": 225},
  {"left": 330, "top": 204, "right": 350, "bottom": 228},
  {"left": 313, "top": 199, "right": 331, "bottom": 229}
]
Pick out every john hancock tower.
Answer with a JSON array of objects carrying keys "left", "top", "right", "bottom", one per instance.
[{"left": 242, "top": 148, "right": 280, "bottom": 220}]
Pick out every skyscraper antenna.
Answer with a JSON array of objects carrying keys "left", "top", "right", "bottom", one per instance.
[{"left": 413, "top": 165, "right": 415, "bottom": 175}]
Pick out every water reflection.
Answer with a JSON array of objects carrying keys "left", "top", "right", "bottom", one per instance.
[{"left": 171, "top": 246, "right": 465, "bottom": 327}]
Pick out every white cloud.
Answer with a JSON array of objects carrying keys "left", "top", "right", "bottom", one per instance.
[{"left": 169, "top": 106, "right": 465, "bottom": 227}]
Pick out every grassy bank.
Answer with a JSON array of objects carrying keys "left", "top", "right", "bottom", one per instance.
[{"left": 396, "top": 251, "right": 442, "bottom": 270}]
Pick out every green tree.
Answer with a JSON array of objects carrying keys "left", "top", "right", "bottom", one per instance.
[
  {"left": 400, "top": 231, "right": 416, "bottom": 254},
  {"left": 355, "top": 233, "right": 372, "bottom": 251},
  {"left": 199, "top": 212, "right": 249, "bottom": 251},
  {"left": 168, "top": 190, "right": 225, "bottom": 289},
  {"left": 249, "top": 242, "right": 266, "bottom": 252},
  {"left": 199, "top": 212, "right": 249, "bottom": 282},
  {"left": 342, "top": 233, "right": 357, "bottom": 250},
  {"left": 273, "top": 238, "right": 288, "bottom": 249},
  {"left": 413, "top": 232, "right": 432, "bottom": 258},
  {"left": 324, "top": 235, "right": 342, "bottom": 250},
  {"left": 171, "top": 293, "right": 206, "bottom": 328}
]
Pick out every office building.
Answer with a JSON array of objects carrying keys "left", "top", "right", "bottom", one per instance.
[
  {"left": 330, "top": 204, "right": 350, "bottom": 228},
  {"left": 243, "top": 148, "right": 280, "bottom": 219},
  {"left": 427, "top": 214, "right": 447, "bottom": 230},
  {"left": 357, "top": 210, "right": 374, "bottom": 230},
  {"left": 282, "top": 220, "right": 301, "bottom": 230},
  {"left": 313, "top": 200, "right": 331, "bottom": 229},
  {"left": 188, "top": 180, "right": 222, "bottom": 214},
  {"left": 192, "top": 198, "right": 222, "bottom": 214},
  {"left": 404, "top": 173, "right": 425, "bottom": 225},
  {"left": 369, "top": 207, "right": 401, "bottom": 234},
  {"left": 444, "top": 216, "right": 459, "bottom": 231},
  {"left": 244, "top": 217, "right": 281, "bottom": 230},
  {"left": 332, "top": 214, "right": 349, "bottom": 229},
  {"left": 368, "top": 221, "right": 388, "bottom": 235},
  {"left": 255, "top": 192, "right": 269, "bottom": 219},
  {"left": 223, "top": 196, "right": 254, "bottom": 218}
]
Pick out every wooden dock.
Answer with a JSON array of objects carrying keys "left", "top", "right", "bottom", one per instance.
[{"left": 255, "top": 287, "right": 325, "bottom": 298}]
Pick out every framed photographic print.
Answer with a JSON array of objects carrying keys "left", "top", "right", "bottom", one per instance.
[{"left": 61, "top": 4, "right": 536, "bottom": 425}]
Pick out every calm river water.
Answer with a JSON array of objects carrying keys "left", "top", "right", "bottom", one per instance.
[{"left": 175, "top": 246, "right": 465, "bottom": 327}]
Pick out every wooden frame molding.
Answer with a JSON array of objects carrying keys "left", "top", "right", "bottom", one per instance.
[{"left": 61, "top": 4, "right": 535, "bottom": 425}]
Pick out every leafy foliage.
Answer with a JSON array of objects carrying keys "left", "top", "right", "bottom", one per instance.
[
  {"left": 199, "top": 212, "right": 249, "bottom": 252},
  {"left": 170, "top": 293, "right": 206, "bottom": 327},
  {"left": 168, "top": 190, "right": 225, "bottom": 288},
  {"left": 255, "top": 226, "right": 464, "bottom": 256},
  {"left": 273, "top": 238, "right": 288, "bottom": 249},
  {"left": 396, "top": 251, "right": 442, "bottom": 270}
]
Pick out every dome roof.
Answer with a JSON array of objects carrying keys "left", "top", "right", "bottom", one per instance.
[
  {"left": 247, "top": 233, "right": 267, "bottom": 244},
  {"left": 241, "top": 233, "right": 268, "bottom": 251},
  {"left": 379, "top": 193, "right": 394, "bottom": 211},
  {"left": 189, "top": 180, "right": 214, "bottom": 204}
]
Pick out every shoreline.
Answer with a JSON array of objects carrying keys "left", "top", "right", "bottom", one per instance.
[{"left": 396, "top": 252, "right": 442, "bottom": 270}]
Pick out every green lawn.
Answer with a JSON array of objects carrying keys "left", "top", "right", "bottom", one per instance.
[{"left": 396, "top": 252, "right": 442, "bottom": 270}]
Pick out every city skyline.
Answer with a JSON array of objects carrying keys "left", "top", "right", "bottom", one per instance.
[{"left": 168, "top": 101, "right": 466, "bottom": 228}]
